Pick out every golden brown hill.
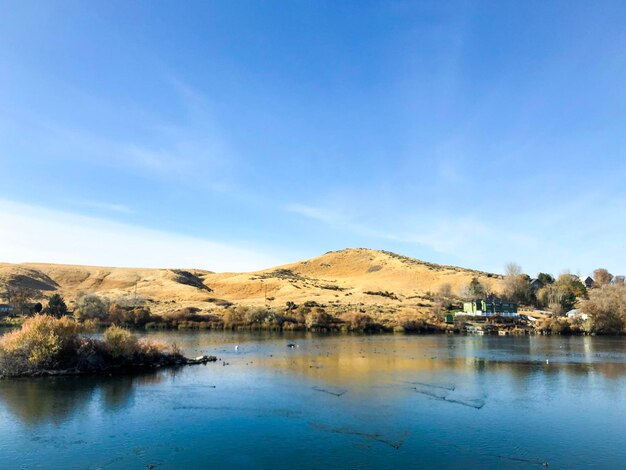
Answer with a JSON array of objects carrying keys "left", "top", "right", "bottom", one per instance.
[{"left": 0, "top": 248, "right": 503, "bottom": 315}]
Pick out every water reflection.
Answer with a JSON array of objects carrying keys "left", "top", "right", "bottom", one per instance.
[
  {"left": 0, "top": 333, "right": 625, "bottom": 469},
  {"left": 250, "top": 334, "right": 626, "bottom": 387},
  {"left": 0, "top": 378, "right": 96, "bottom": 425},
  {"left": 1, "top": 333, "right": 625, "bottom": 426},
  {"left": 0, "top": 370, "right": 167, "bottom": 425}
]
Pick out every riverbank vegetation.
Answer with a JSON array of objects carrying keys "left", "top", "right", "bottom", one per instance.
[
  {"left": 1, "top": 294, "right": 444, "bottom": 334},
  {"left": 580, "top": 284, "right": 626, "bottom": 334},
  {"left": 463, "top": 265, "right": 626, "bottom": 335},
  {"left": 0, "top": 315, "right": 215, "bottom": 379}
]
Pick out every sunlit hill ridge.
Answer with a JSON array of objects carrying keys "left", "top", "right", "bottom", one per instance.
[{"left": 0, "top": 248, "right": 503, "bottom": 316}]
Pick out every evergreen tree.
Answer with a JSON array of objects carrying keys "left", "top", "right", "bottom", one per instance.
[
  {"left": 45, "top": 294, "right": 68, "bottom": 318},
  {"left": 537, "top": 273, "right": 555, "bottom": 285}
]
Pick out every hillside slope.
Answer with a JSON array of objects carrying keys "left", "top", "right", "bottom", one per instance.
[{"left": 0, "top": 248, "right": 503, "bottom": 315}]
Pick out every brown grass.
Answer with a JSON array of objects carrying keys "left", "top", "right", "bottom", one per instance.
[
  {"left": 0, "top": 249, "right": 503, "bottom": 319},
  {"left": 0, "top": 315, "right": 177, "bottom": 377}
]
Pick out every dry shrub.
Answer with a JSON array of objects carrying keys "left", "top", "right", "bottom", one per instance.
[
  {"left": 244, "top": 307, "right": 271, "bottom": 324},
  {"left": 108, "top": 304, "right": 153, "bottom": 327},
  {"left": 0, "top": 315, "right": 82, "bottom": 370},
  {"left": 341, "top": 312, "right": 375, "bottom": 331},
  {"left": 81, "top": 318, "right": 100, "bottom": 332},
  {"left": 170, "top": 343, "right": 182, "bottom": 356},
  {"left": 580, "top": 285, "right": 626, "bottom": 334},
  {"left": 536, "top": 317, "right": 575, "bottom": 335},
  {"left": 222, "top": 307, "right": 246, "bottom": 328},
  {"left": 0, "top": 316, "right": 182, "bottom": 377},
  {"left": 305, "top": 308, "right": 334, "bottom": 329},
  {"left": 222, "top": 306, "right": 283, "bottom": 329},
  {"left": 281, "top": 320, "right": 305, "bottom": 331},
  {"left": 163, "top": 307, "right": 203, "bottom": 323},
  {"left": 103, "top": 325, "right": 138, "bottom": 359},
  {"left": 74, "top": 294, "right": 109, "bottom": 322},
  {"left": 395, "top": 309, "right": 432, "bottom": 332},
  {"left": 136, "top": 339, "right": 170, "bottom": 360}
]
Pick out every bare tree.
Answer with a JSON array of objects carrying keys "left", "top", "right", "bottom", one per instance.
[
  {"left": 505, "top": 262, "right": 522, "bottom": 277},
  {"left": 580, "top": 284, "right": 626, "bottom": 334},
  {"left": 503, "top": 262, "right": 530, "bottom": 303},
  {"left": 593, "top": 268, "right": 614, "bottom": 287},
  {"left": 1, "top": 281, "right": 14, "bottom": 304},
  {"left": 12, "top": 287, "right": 36, "bottom": 315},
  {"left": 437, "top": 283, "right": 452, "bottom": 299},
  {"left": 463, "top": 277, "right": 485, "bottom": 299},
  {"left": 1, "top": 282, "right": 37, "bottom": 315}
]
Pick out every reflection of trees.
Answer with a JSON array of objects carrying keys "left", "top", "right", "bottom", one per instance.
[
  {"left": 257, "top": 335, "right": 626, "bottom": 391},
  {"left": 101, "top": 376, "right": 135, "bottom": 411},
  {"left": 0, "top": 377, "right": 96, "bottom": 426},
  {"left": 0, "top": 371, "right": 165, "bottom": 426}
]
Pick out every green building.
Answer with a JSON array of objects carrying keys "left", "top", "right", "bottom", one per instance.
[{"left": 462, "top": 296, "right": 518, "bottom": 317}]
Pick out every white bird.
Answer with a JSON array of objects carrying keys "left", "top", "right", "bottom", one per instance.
[{"left": 235, "top": 345, "right": 239, "bottom": 351}]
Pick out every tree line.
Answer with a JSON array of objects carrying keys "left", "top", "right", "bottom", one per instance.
[{"left": 459, "top": 264, "right": 626, "bottom": 334}]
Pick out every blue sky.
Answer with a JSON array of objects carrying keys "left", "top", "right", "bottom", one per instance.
[{"left": 1, "top": 1, "right": 626, "bottom": 275}]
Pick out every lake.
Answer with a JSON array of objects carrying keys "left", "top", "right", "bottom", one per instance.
[{"left": 1, "top": 332, "right": 625, "bottom": 469}]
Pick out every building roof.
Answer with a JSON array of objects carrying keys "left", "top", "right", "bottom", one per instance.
[
  {"left": 519, "top": 314, "right": 537, "bottom": 322},
  {"left": 467, "top": 295, "right": 516, "bottom": 305},
  {"left": 566, "top": 309, "right": 589, "bottom": 320}
]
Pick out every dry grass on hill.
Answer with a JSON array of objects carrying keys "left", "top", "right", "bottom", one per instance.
[{"left": 0, "top": 248, "right": 503, "bottom": 317}]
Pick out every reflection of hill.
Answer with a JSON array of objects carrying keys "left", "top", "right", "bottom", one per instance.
[
  {"left": 0, "top": 371, "right": 165, "bottom": 425},
  {"left": 252, "top": 336, "right": 626, "bottom": 389},
  {"left": 1, "top": 334, "right": 624, "bottom": 426}
]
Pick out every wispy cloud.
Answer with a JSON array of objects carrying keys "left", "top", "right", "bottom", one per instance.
[
  {"left": 0, "top": 78, "right": 236, "bottom": 192},
  {"left": 68, "top": 200, "right": 134, "bottom": 215},
  {"left": 285, "top": 190, "right": 626, "bottom": 276},
  {"left": 285, "top": 201, "right": 541, "bottom": 272},
  {"left": 284, "top": 202, "right": 384, "bottom": 239},
  {"left": 284, "top": 203, "right": 349, "bottom": 227},
  {"left": 0, "top": 199, "right": 281, "bottom": 272}
]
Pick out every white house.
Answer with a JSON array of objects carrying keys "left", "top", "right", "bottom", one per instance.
[{"left": 566, "top": 309, "right": 589, "bottom": 321}]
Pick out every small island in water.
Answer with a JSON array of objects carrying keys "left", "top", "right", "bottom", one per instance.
[{"left": 0, "top": 315, "right": 216, "bottom": 379}]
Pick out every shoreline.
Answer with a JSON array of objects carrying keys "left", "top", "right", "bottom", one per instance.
[{"left": 0, "top": 354, "right": 217, "bottom": 380}]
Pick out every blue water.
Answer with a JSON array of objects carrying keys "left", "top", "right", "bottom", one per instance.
[{"left": 0, "top": 332, "right": 625, "bottom": 469}]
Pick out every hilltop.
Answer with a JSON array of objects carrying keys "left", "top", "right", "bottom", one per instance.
[{"left": 0, "top": 248, "right": 502, "bottom": 316}]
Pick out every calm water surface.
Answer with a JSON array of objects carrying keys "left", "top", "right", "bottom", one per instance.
[{"left": 0, "top": 332, "right": 625, "bottom": 469}]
